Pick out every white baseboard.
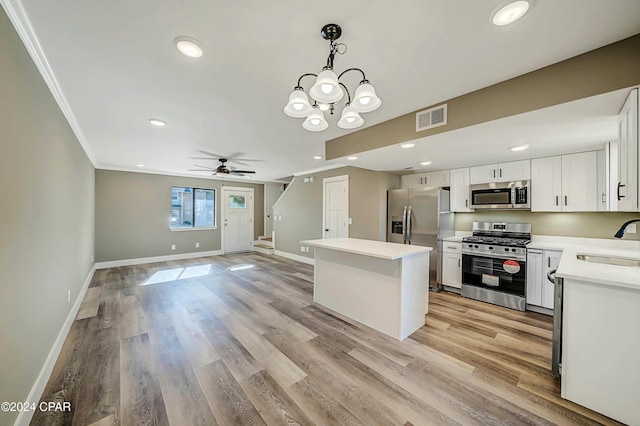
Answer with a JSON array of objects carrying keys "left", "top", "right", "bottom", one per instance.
[
  {"left": 274, "top": 250, "right": 315, "bottom": 265},
  {"left": 95, "top": 250, "right": 223, "bottom": 269},
  {"left": 14, "top": 265, "right": 96, "bottom": 426}
]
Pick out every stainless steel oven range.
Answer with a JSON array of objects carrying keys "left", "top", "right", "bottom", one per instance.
[{"left": 461, "top": 222, "right": 531, "bottom": 311}]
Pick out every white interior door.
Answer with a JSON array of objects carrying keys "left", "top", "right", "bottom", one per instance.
[
  {"left": 323, "top": 175, "right": 349, "bottom": 239},
  {"left": 264, "top": 184, "right": 283, "bottom": 237},
  {"left": 222, "top": 187, "right": 254, "bottom": 253}
]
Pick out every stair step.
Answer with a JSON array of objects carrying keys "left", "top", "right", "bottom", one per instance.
[
  {"left": 258, "top": 236, "right": 273, "bottom": 242},
  {"left": 253, "top": 244, "right": 274, "bottom": 255}
]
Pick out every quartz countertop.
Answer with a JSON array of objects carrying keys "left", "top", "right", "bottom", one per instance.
[
  {"left": 526, "top": 236, "right": 640, "bottom": 290},
  {"left": 301, "top": 238, "right": 432, "bottom": 260}
]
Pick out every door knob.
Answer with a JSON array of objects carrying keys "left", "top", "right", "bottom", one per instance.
[{"left": 325, "top": 229, "right": 329, "bottom": 232}]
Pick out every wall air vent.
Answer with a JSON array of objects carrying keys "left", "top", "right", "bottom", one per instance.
[{"left": 416, "top": 104, "right": 447, "bottom": 132}]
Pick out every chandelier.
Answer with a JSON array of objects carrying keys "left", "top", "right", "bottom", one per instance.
[{"left": 284, "top": 24, "right": 382, "bottom": 132}]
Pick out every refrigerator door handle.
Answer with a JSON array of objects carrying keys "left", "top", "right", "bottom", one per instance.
[
  {"left": 402, "top": 206, "right": 408, "bottom": 244},
  {"left": 407, "top": 206, "right": 413, "bottom": 244}
]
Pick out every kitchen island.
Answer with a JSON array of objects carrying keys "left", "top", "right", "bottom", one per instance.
[
  {"left": 554, "top": 243, "right": 640, "bottom": 425},
  {"left": 301, "top": 238, "right": 432, "bottom": 341}
]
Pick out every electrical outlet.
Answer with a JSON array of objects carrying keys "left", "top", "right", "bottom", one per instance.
[
  {"left": 67, "top": 289, "right": 71, "bottom": 303},
  {"left": 171, "top": 244, "right": 176, "bottom": 250},
  {"left": 627, "top": 223, "right": 637, "bottom": 233},
  {"left": 195, "top": 242, "right": 200, "bottom": 248},
  {"left": 305, "top": 247, "right": 310, "bottom": 253},
  {"left": 300, "top": 245, "right": 305, "bottom": 252}
]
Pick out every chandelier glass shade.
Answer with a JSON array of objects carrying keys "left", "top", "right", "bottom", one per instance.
[{"left": 284, "top": 24, "right": 381, "bottom": 132}]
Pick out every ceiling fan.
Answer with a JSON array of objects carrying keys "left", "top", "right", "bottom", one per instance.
[{"left": 189, "top": 158, "right": 256, "bottom": 176}]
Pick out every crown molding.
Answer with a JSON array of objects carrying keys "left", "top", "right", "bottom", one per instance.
[{"left": 1, "top": 0, "right": 97, "bottom": 167}]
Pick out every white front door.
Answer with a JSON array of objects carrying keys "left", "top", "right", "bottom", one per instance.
[
  {"left": 222, "top": 187, "right": 254, "bottom": 253},
  {"left": 323, "top": 175, "right": 349, "bottom": 239}
]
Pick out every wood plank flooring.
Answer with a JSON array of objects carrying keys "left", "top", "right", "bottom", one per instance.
[{"left": 31, "top": 253, "right": 621, "bottom": 425}]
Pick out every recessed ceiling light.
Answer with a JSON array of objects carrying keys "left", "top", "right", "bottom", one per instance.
[
  {"left": 149, "top": 118, "right": 166, "bottom": 127},
  {"left": 136, "top": 164, "right": 145, "bottom": 168},
  {"left": 510, "top": 144, "right": 530, "bottom": 151},
  {"left": 420, "top": 161, "right": 432, "bottom": 166},
  {"left": 492, "top": 1, "right": 530, "bottom": 26},
  {"left": 347, "top": 156, "right": 358, "bottom": 161},
  {"left": 401, "top": 143, "right": 415, "bottom": 149},
  {"left": 175, "top": 36, "right": 204, "bottom": 58},
  {"left": 313, "top": 155, "right": 322, "bottom": 160}
]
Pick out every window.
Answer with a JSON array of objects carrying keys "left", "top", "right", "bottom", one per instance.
[{"left": 171, "top": 187, "right": 215, "bottom": 229}]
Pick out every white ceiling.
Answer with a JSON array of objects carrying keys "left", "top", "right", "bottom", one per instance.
[{"left": 8, "top": 0, "right": 640, "bottom": 181}]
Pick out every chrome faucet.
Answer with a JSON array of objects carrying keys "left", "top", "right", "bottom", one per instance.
[{"left": 614, "top": 219, "right": 640, "bottom": 238}]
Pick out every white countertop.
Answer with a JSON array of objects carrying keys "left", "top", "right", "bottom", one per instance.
[
  {"left": 301, "top": 238, "right": 432, "bottom": 260},
  {"left": 442, "top": 236, "right": 464, "bottom": 243},
  {"left": 526, "top": 235, "right": 640, "bottom": 290}
]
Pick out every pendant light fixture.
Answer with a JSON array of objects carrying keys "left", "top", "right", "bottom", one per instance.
[{"left": 284, "top": 24, "right": 382, "bottom": 132}]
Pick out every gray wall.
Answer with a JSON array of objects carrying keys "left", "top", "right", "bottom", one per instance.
[
  {"left": 95, "top": 170, "right": 264, "bottom": 262},
  {"left": 272, "top": 166, "right": 399, "bottom": 258},
  {"left": 0, "top": 8, "right": 95, "bottom": 425},
  {"left": 455, "top": 211, "right": 640, "bottom": 240}
]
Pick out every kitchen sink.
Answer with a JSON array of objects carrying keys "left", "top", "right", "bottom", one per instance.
[{"left": 576, "top": 253, "right": 640, "bottom": 267}]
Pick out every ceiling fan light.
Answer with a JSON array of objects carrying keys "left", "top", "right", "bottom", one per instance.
[
  {"left": 284, "top": 88, "right": 312, "bottom": 118},
  {"left": 351, "top": 82, "right": 381, "bottom": 113},
  {"left": 309, "top": 69, "right": 344, "bottom": 103},
  {"left": 337, "top": 105, "right": 364, "bottom": 129},
  {"left": 302, "top": 109, "right": 329, "bottom": 132}
]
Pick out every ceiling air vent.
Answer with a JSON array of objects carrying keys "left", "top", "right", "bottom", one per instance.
[{"left": 416, "top": 104, "right": 447, "bottom": 132}]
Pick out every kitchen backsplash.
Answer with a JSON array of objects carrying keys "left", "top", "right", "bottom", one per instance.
[{"left": 455, "top": 211, "right": 640, "bottom": 241}]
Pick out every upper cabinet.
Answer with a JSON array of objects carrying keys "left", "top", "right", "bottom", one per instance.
[
  {"left": 615, "top": 88, "right": 639, "bottom": 212},
  {"left": 450, "top": 168, "right": 474, "bottom": 212},
  {"left": 531, "top": 151, "right": 606, "bottom": 212},
  {"left": 402, "top": 170, "right": 450, "bottom": 189},
  {"left": 469, "top": 160, "right": 531, "bottom": 184}
]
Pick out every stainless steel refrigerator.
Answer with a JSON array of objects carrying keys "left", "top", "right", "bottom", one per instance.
[{"left": 387, "top": 187, "right": 455, "bottom": 291}]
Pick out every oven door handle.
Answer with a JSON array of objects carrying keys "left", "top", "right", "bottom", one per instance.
[
  {"left": 547, "top": 268, "right": 557, "bottom": 283},
  {"left": 461, "top": 252, "right": 526, "bottom": 262}
]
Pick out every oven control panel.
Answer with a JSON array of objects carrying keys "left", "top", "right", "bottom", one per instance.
[{"left": 462, "top": 243, "right": 527, "bottom": 260}]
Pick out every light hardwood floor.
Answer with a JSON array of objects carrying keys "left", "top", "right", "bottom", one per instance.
[{"left": 31, "top": 253, "right": 620, "bottom": 425}]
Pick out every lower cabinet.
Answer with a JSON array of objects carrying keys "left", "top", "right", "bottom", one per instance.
[
  {"left": 526, "top": 249, "right": 561, "bottom": 311},
  {"left": 442, "top": 242, "right": 462, "bottom": 289}
]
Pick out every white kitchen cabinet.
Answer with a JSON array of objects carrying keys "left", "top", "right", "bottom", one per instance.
[
  {"left": 562, "top": 276, "right": 640, "bottom": 425},
  {"left": 402, "top": 170, "right": 450, "bottom": 188},
  {"left": 469, "top": 160, "right": 530, "bottom": 184},
  {"left": 441, "top": 242, "right": 462, "bottom": 289},
  {"left": 401, "top": 174, "right": 423, "bottom": 188},
  {"left": 449, "top": 168, "right": 473, "bottom": 212},
  {"left": 526, "top": 249, "right": 543, "bottom": 306},
  {"left": 562, "top": 152, "right": 599, "bottom": 211},
  {"left": 531, "top": 156, "right": 562, "bottom": 211},
  {"left": 541, "top": 250, "right": 560, "bottom": 309},
  {"left": 526, "top": 248, "right": 561, "bottom": 311},
  {"left": 615, "top": 88, "right": 639, "bottom": 212},
  {"left": 531, "top": 152, "right": 600, "bottom": 212}
]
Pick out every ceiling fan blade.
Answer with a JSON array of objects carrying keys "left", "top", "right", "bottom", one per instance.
[
  {"left": 230, "top": 170, "right": 256, "bottom": 174},
  {"left": 197, "top": 150, "right": 223, "bottom": 157},
  {"left": 188, "top": 169, "right": 212, "bottom": 172},
  {"left": 193, "top": 164, "right": 217, "bottom": 170}
]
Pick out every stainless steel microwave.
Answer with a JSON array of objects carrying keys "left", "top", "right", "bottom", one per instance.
[{"left": 470, "top": 181, "right": 530, "bottom": 209}]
